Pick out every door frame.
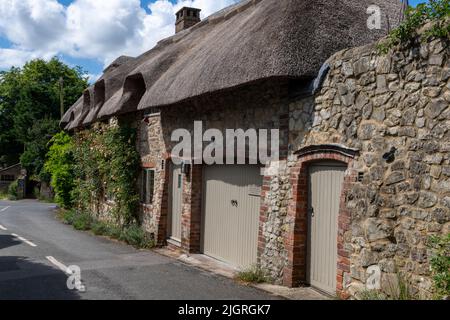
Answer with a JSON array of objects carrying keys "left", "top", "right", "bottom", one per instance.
[
  {"left": 282, "top": 145, "right": 358, "bottom": 297},
  {"left": 200, "top": 164, "right": 263, "bottom": 267},
  {"left": 306, "top": 161, "right": 347, "bottom": 295},
  {"left": 167, "top": 161, "right": 183, "bottom": 243}
]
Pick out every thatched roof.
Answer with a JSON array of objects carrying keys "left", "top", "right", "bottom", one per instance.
[{"left": 62, "top": 0, "right": 404, "bottom": 130}]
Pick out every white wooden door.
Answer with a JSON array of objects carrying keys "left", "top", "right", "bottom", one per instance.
[
  {"left": 307, "top": 163, "right": 346, "bottom": 294},
  {"left": 202, "top": 165, "right": 262, "bottom": 268},
  {"left": 168, "top": 163, "right": 183, "bottom": 242}
]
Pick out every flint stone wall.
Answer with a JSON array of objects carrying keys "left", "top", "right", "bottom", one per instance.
[
  {"left": 286, "top": 37, "right": 449, "bottom": 297},
  {"left": 131, "top": 34, "right": 448, "bottom": 298}
]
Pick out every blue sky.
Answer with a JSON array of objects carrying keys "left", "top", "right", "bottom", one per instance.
[
  {"left": 0, "top": 0, "right": 240, "bottom": 80},
  {"left": 410, "top": 0, "right": 428, "bottom": 5},
  {"left": 0, "top": 0, "right": 429, "bottom": 82}
]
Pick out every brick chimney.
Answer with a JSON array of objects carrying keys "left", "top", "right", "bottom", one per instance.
[{"left": 175, "top": 7, "right": 201, "bottom": 34}]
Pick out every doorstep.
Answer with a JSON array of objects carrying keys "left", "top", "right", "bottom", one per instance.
[
  {"left": 153, "top": 247, "right": 238, "bottom": 279},
  {"left": 253, "top": 284, "right": 331, "bottom": 300},
  {"left": 153, "top": 247, "right": 329, "bottom": 300}
]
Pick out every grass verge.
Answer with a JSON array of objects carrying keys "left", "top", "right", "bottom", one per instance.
[{"left": 58, "top": 209, "right": 154, "bottom": 249}]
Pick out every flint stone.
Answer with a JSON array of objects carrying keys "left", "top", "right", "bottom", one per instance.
[
  {"left": 358, "top": 123, "right": 377, "bottom": 140},
  {"left": 365, "top": 218, "right": 394, "bottom": 241},
  {"left": 354, "top": 57, "right": 370, "bottom": 75},
  {"left": 385, "top": 172, "right": 405, "bottom": 185},
  {"left": 417, "top": 191, "right": 438, "bottom": 209},
  {"left": 424, "top": 98, "right": 447, "bottom": 119}
]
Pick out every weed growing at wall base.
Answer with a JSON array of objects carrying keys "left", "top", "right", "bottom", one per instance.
[
  {"left": 359, "top": 273, "right": 419, "bottom": 300},
  {"left": 428, "top": 234, "right": 450, "bottom": 299},
  {"left": 236, "top": 265, "right": 272, "bottom": 284}
]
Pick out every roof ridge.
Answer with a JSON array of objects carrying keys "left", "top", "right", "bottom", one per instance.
[
  {"left": 156, "top": 0, "right": 259, "bottom": 46},
  {"left": 0, "top": 163, "right": 20, "bottom": 173}
]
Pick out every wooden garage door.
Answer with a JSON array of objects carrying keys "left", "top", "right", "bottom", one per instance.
[
  {"left": 307, "top": 162, "right": 346, "bottom": 294},
  {"left": 202, "top": 165, "right": 262, "bottom": 268}
]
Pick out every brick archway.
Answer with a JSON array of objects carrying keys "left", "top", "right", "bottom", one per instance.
[{"left": 283, "top": 145, "right": 358, "bottom": 297}]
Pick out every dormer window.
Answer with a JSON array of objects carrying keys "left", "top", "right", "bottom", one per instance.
[
  {"left": 82, "top": 90, "right": 91, "bottom": 113},
  {"left": 94, "top": 80, "right": 105, "bottom": 108},
  {"left": 121, "top": 73, "right": 146, "bottom": 113}
]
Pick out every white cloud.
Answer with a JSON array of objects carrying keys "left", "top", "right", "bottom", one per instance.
[
  {"left": 0, "top": 48, "right": 55, "bottom": 69},
  {"left": 86, "top": 72, "right": 102, "bottom": 83},
  {"left": 0, "top": 0, "right": 239, "bottom": 70},
  {"left": 0, "top": 0, "right": 66, "bottom": 52}
]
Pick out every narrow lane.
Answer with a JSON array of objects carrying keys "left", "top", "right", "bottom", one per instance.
[{"left": 0, "top": 200, "right": 279, "bottom": 300}]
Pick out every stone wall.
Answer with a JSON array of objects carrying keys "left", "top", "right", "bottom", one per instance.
[
  {"left": 287, "top": 36, "right": 449, "bottom": 297},
  {"left": 136, "top": 80, "right": 290, "bottom": 249},
  {"left": 105, "top": 32, "right": 448, "bottom": 298},
  {"left": 137, "top": 112, "right": 170, "bottom": 244}
]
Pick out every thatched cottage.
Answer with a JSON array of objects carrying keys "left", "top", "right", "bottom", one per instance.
[{"left": 62, "top": 0, "right": 450, "bottom": 298}]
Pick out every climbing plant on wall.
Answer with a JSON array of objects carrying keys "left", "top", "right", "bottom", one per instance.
[
  {"left": 100, "top": 124, "right": 140, "bottom": 225},
  {"left": 72, "top": 121, "right": 140, "bottom": 227},
  {"left": 378, "top": 0, "right": 449, "bottom": 53},
  {"left": 72, "top": 126, "right": 103, "bottom": 215}
]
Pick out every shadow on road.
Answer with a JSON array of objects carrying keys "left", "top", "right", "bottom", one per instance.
[
  {"left": 0, "top": 256, "right": 81, "bottom": 300},
  {"left": 0, "top": 235, "right": 22, "bottom": 250}
]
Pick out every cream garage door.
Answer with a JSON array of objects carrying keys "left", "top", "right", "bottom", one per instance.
[
  {"left": 307, "top": 162, "right": 346, "bottom": 294},
  {"left": 202, "top": 165, "right": 262, "bottom": 268}
]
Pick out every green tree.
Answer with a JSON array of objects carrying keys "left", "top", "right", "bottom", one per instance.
[
  {"left": 0, "top": 67, "right": 23, "bottom": 165},
  {"left": 44, "top": 131, "right": 75, "bottom": 208},
  {"left": 20, "top": 118, "right": 60, "bottom": 180},
  {"left": 0, "top": 57, "right": 88, "bottom": 177}
]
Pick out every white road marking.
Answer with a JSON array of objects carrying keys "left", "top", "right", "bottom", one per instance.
[
  {"left": 0, "top": 224, "right": 7, "bottom": 231},
  {"left": 46, "top": 256, "right": 70, "bottom": 275},
  {"left": 47, "top": 257, "right": 86, "bottom": 292},
  {"left": 11, "top": 233, "right": 37, "bottom": 247},
  {"left": 0, "top": 206, "right": 11, "bottom": 212}
]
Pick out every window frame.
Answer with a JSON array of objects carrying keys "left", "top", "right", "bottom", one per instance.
[{"left": 141, "top": 168, "right": 155, "bottom": 204}]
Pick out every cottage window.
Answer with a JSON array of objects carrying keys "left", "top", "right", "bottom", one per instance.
[
  {"left": 1, "top": 175, "right": 15, "bottom": 182},
  {"left": 142, "top": 169, "right": 155, "bottom": 204}
]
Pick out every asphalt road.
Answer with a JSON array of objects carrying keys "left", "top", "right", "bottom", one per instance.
[{"left": 0, "top": 200, "right": 278, "bottom": 300}]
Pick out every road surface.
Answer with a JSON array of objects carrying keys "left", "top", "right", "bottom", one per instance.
[{"left": 0, "top": 200, "right": 278, "bottom": 300}]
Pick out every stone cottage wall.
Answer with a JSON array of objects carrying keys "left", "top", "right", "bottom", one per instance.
[
  {"left": 136, "top": 81, "right": 292, "bottom": 251},
  {"left": 106, "top": 34, "right": 447, "bottom": 298},
  {"left": 137, "top": 112, "right": 170, "bottom": 244},
  {"left": 286, "top": 37, "right": 449, "bottom": 297}
]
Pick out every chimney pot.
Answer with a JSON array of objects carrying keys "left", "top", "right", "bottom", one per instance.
[{"left": 175, "top": 7, "right": 201, "bottom": 34}]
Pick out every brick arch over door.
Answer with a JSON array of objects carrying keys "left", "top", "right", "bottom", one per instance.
[{"left": 284, "top": 145, "right": 358, "bottom": 297}]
